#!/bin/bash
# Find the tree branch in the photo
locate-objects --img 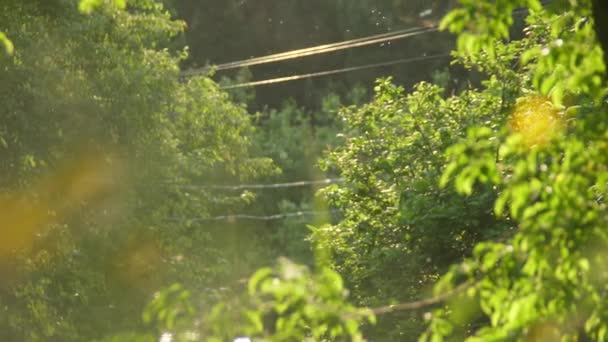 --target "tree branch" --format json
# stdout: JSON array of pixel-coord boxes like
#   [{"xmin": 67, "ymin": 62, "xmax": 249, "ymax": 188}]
[{"xmin": 367, "ymin": 280, "xmax": 473, "ymax": 315}]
